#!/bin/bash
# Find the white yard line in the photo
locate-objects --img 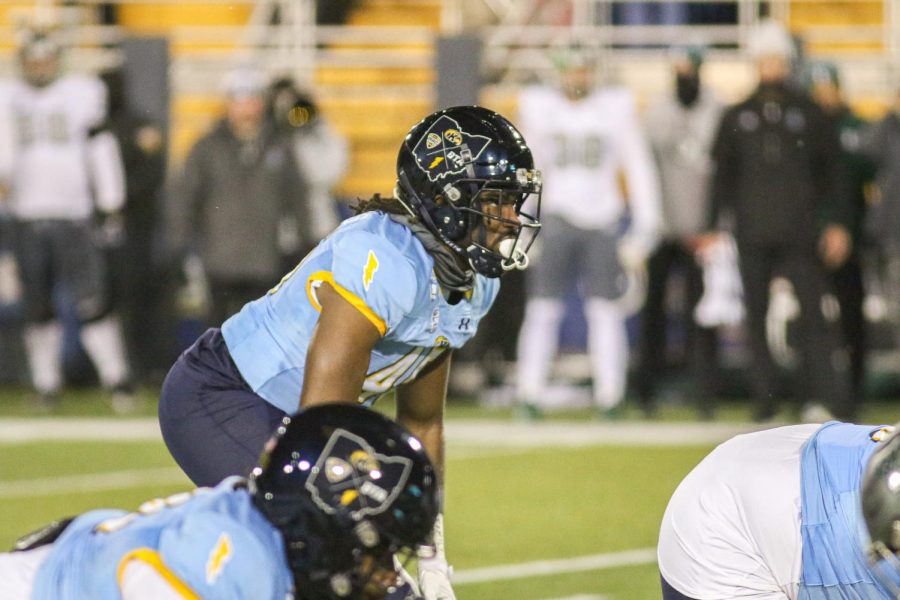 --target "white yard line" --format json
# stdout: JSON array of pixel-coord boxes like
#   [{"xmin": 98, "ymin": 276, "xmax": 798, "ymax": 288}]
[
  {"xmin": 0, "ymin": 418, "xmax": 162, "ymax": 444},
  {"xmin": 445, "ymin": 420, "xmax": 776, "ymax": 448},
  {"xmin": 0, "ymin": 467, "xmax": 189, "ymax": 499},
  {"xmin": 0, "ymin": 417, "xmax": 771, "ymax": 447},
  {"xmin": 453, "ymin": 548, "xmax": 657, "ymax": 585}
]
